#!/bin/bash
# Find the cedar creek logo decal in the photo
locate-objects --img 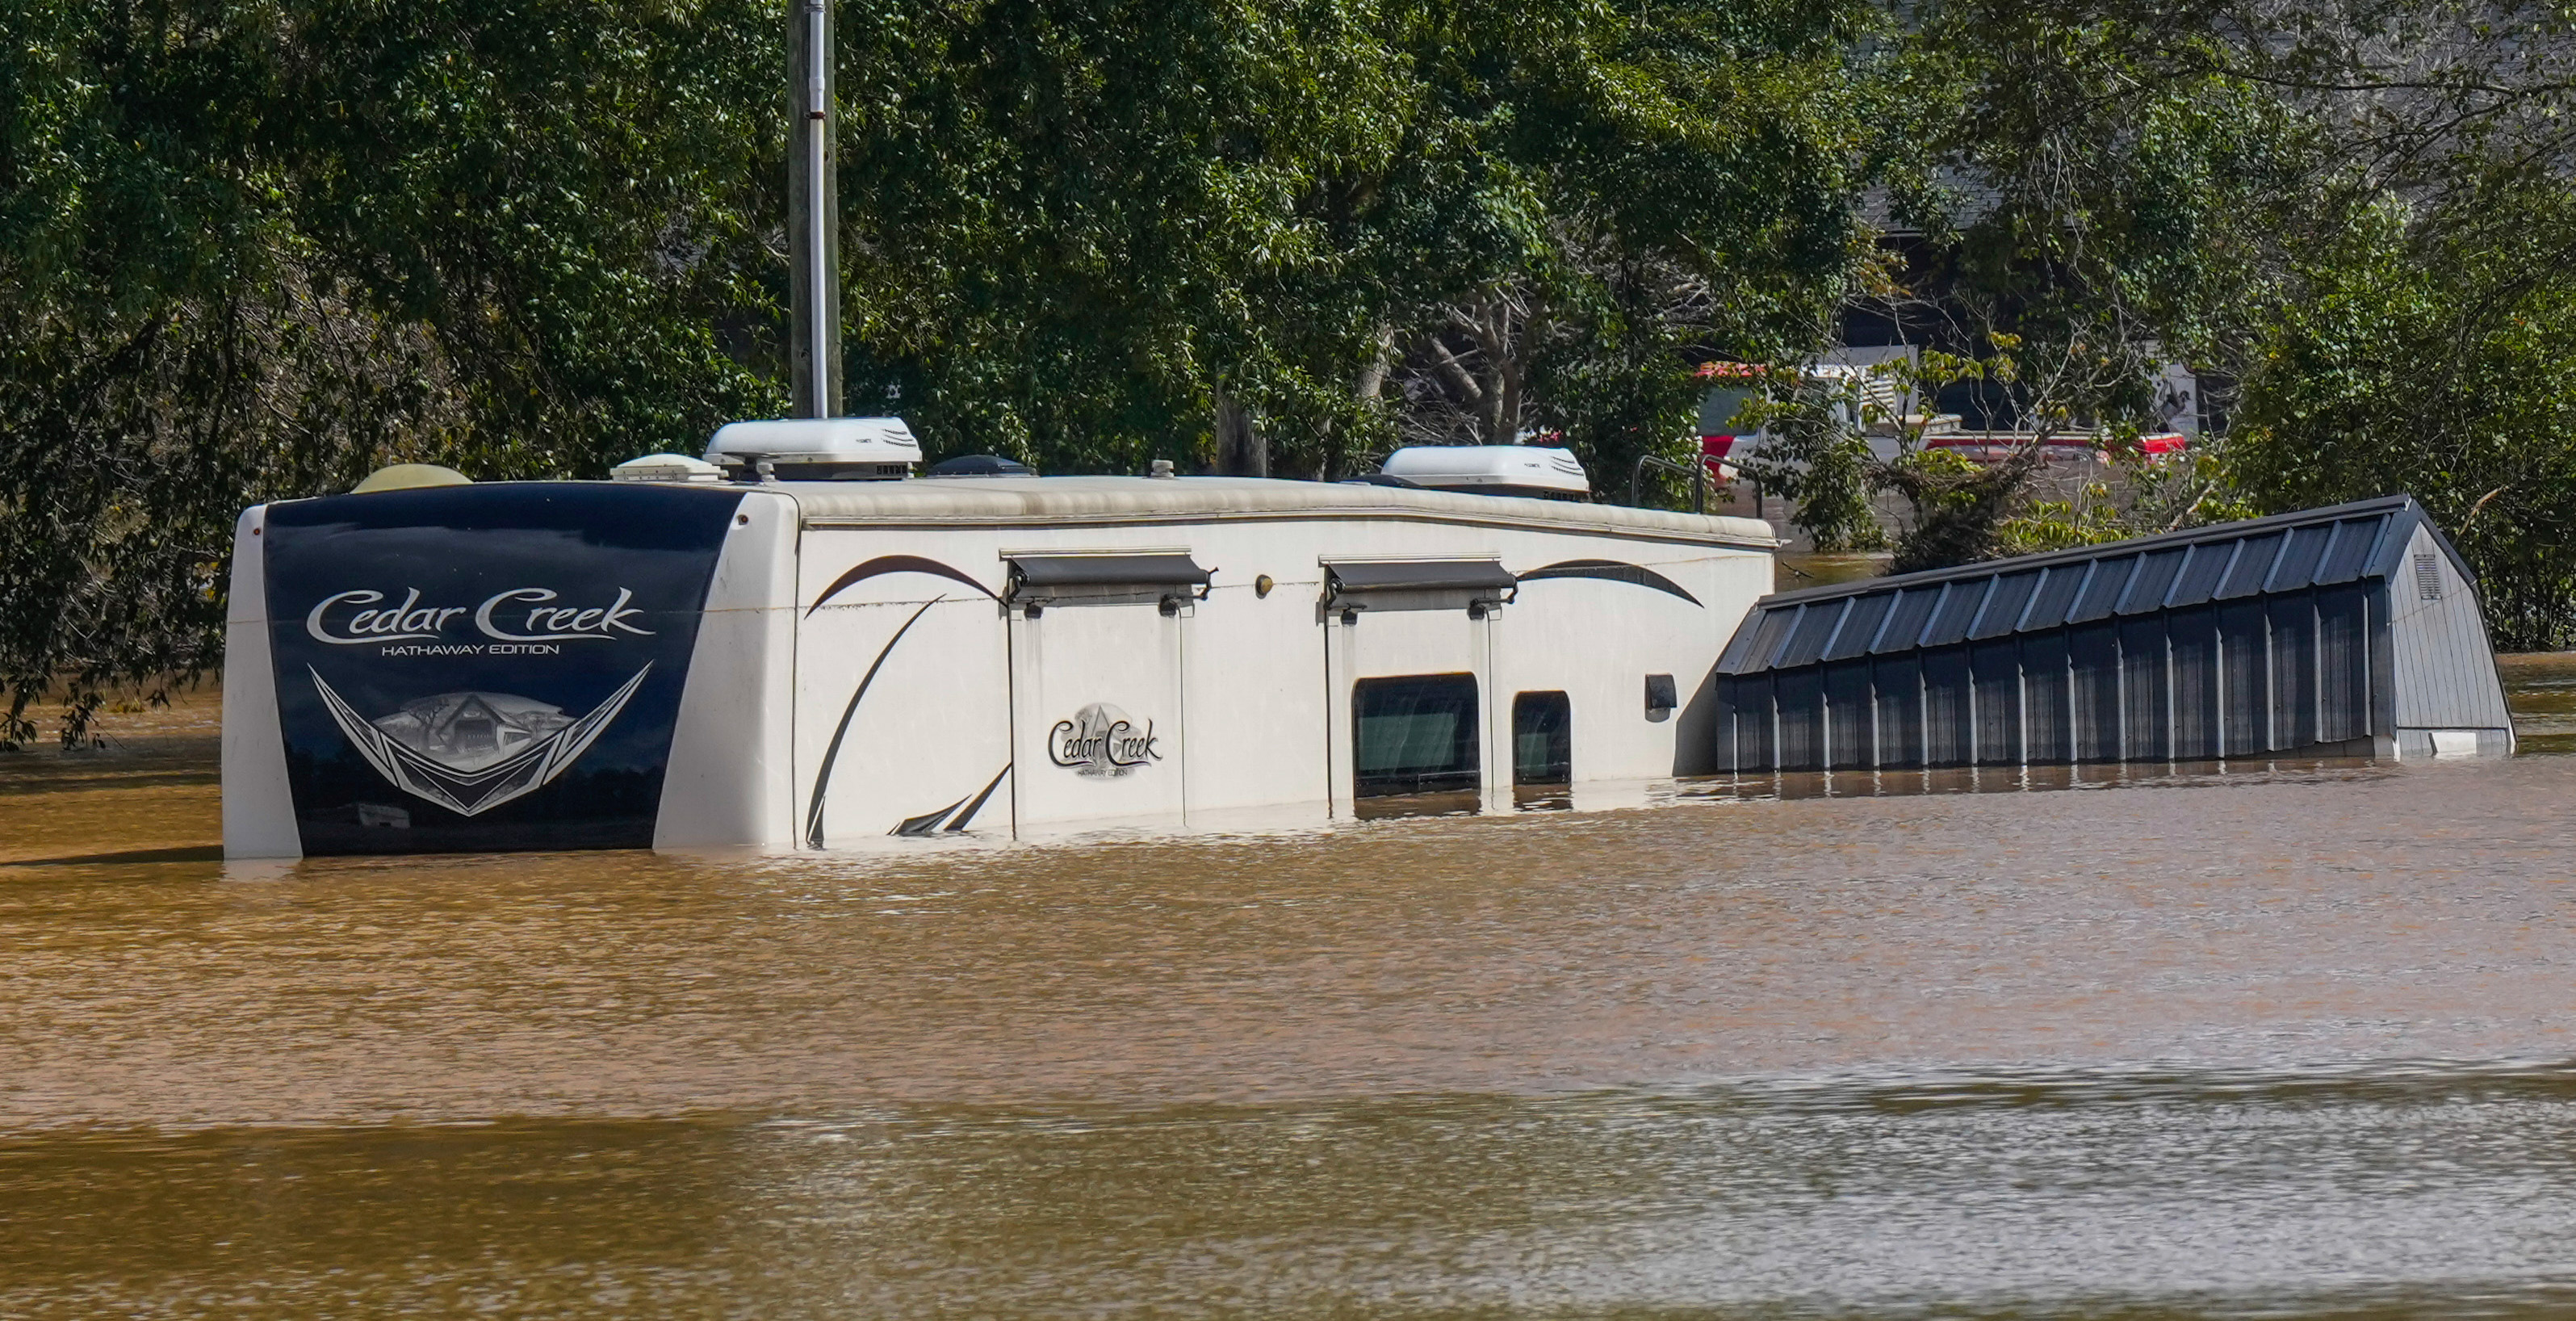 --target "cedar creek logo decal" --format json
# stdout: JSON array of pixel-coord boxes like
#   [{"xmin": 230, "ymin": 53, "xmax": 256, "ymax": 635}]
[
  {"xmin": 306, "ymin": 586, "xmax": 655, "ymax": 650},
  {"xmin": 1048, "ymin": 703, "xmax": 1162, "ymax": 778}
]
